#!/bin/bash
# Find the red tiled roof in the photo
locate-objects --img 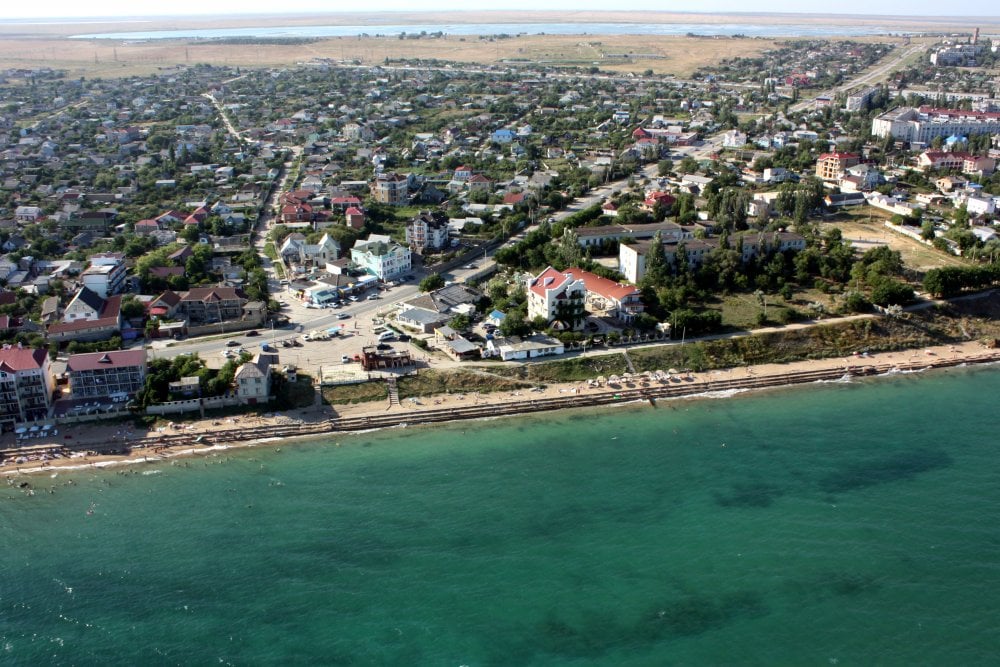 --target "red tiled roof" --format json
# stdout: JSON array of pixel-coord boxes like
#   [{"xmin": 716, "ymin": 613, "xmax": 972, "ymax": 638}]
[
  {"xmin": 66, "ymin": 349, "xmax": 146, "ymax": 372},
  {"xmin": 528, "ymin": 266, "xmax": 573, "ymax": 298},
  {"xmin": 0, "ymin": 347, "xmax": 47, "ymax": 372},
  {"xmin": 48, "ymin": 316, "xmax": 120, "ymax": 335},
  {"xmin": 345, "ymin": 206, "xmax": 363, "ymax": 216},
  {"xmin": 564, "ymin": 268, "xmax": 641, "ymax": 302}
]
